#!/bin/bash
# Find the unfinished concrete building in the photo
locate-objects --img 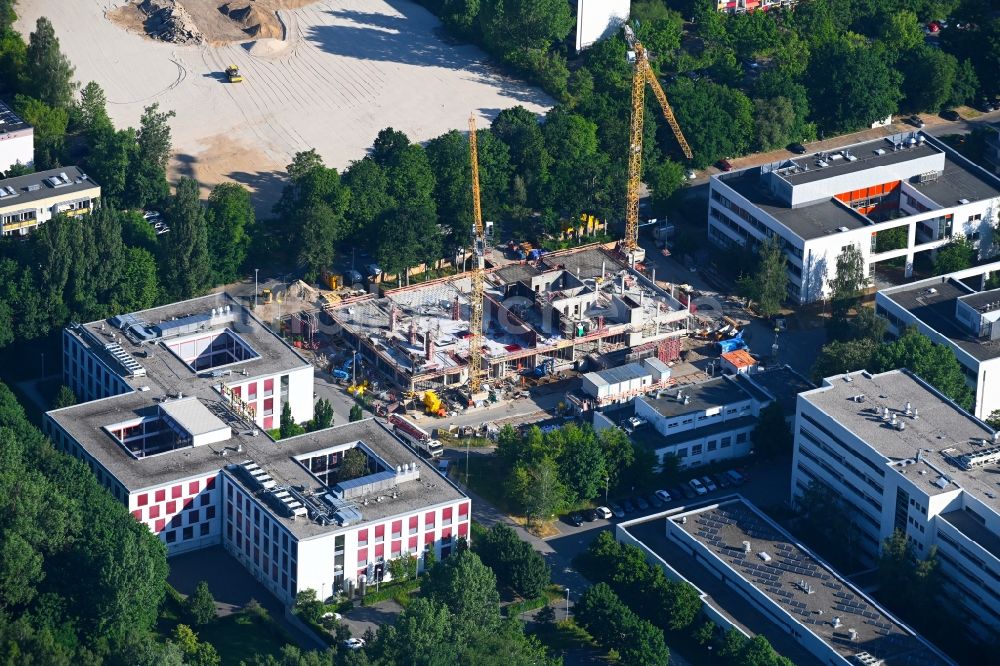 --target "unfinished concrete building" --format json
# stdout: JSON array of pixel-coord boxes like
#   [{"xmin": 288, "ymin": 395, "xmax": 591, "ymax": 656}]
[{"xmin": 329, "ymin": 246, "xmax": 690, "ymax": 393}]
